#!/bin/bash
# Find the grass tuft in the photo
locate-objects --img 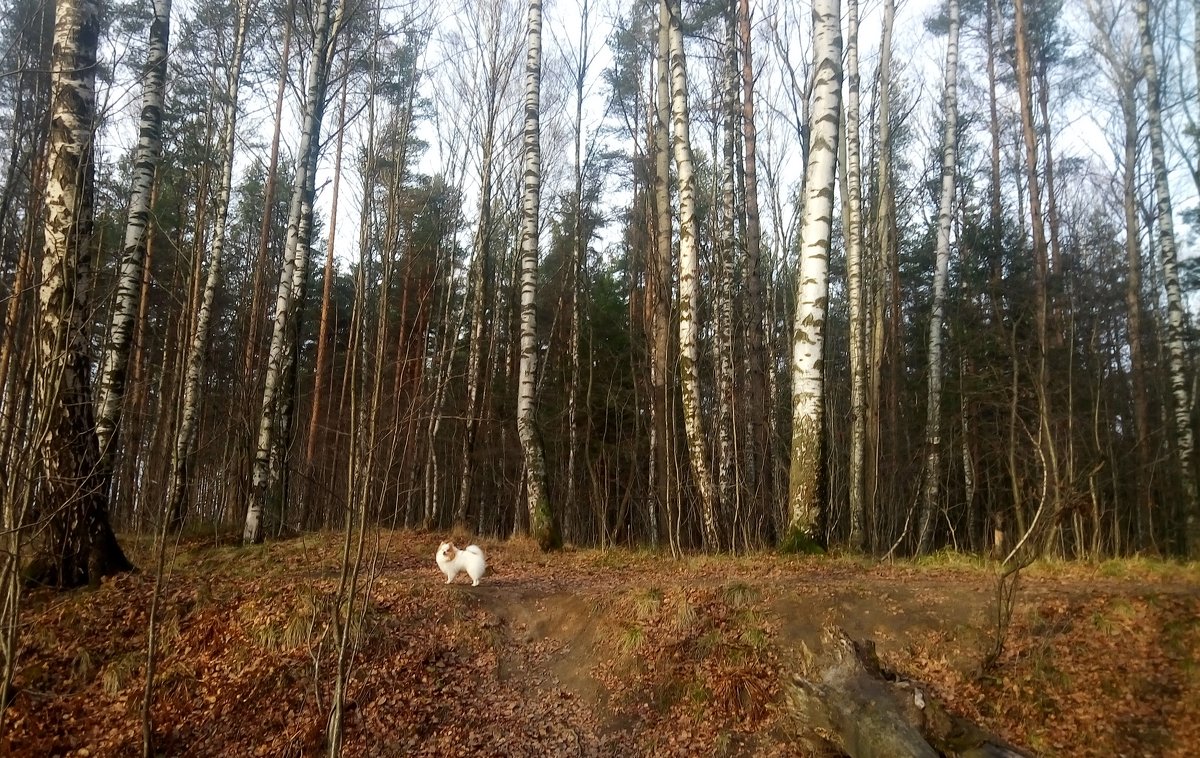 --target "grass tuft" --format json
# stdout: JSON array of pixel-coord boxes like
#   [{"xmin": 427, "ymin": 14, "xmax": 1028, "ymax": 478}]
[
  {"xmin": 101, "ymin": 653, "xmax": 139, "ymax": 696},
  {"xmin": 673, "ymin": 596, "xmax": 699, "ymax": 634},
  {"xmin": 620, "ymin": 624, "xmax": 644, "ymax": 655},
  {"xmin": 723, "ymin": 582, "xmax": 759, "ymax": 609},
  {"xmin": 632, "ymin": 588, "xmax": 664, "ymax": 623}
]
